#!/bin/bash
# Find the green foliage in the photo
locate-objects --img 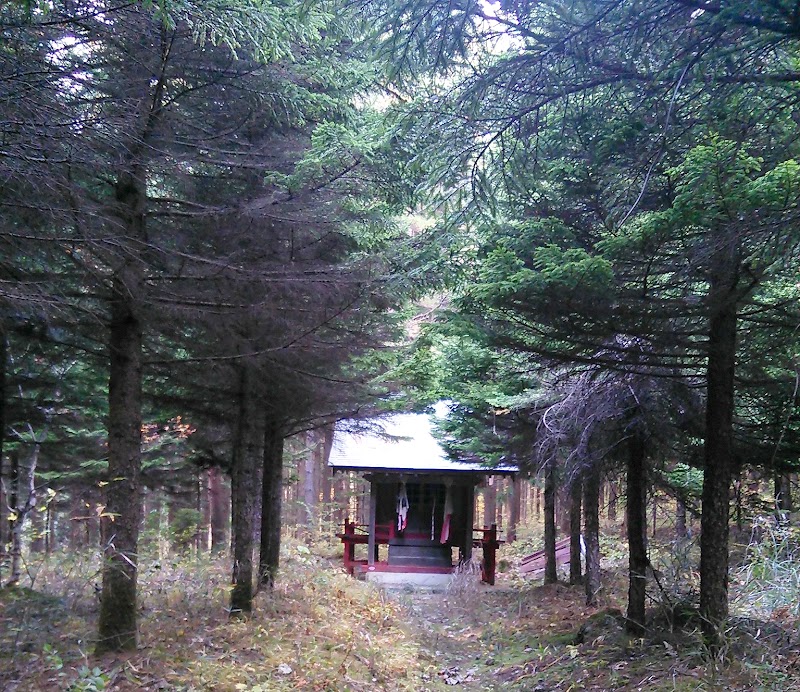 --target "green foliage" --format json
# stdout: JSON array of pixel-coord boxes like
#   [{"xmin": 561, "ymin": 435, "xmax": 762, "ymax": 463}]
[
  {"xmin": 170, "ymin": 508, "xmax": 202, "ymax": 550},
  {"xmin": 148, "ymin": 0, "xmax": 333, "ymax": 63},
  {"xmin": 664, "ymin": 463, "xmax": 704, "ymax": 497},
  {"xmin": 68, "ymin": 666, "xmax": 110, "ymax": 692}
]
